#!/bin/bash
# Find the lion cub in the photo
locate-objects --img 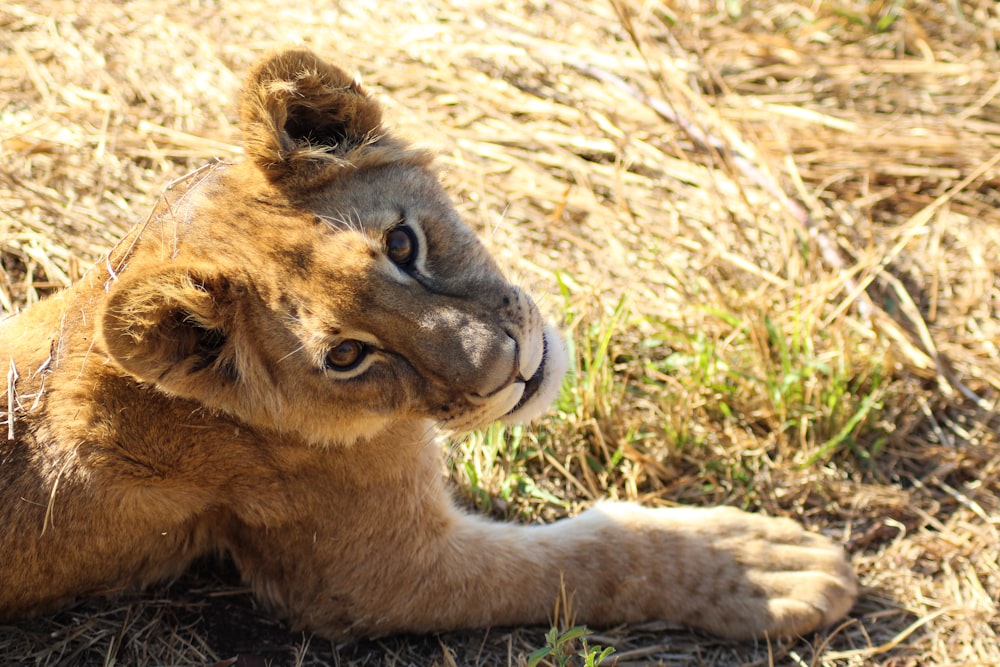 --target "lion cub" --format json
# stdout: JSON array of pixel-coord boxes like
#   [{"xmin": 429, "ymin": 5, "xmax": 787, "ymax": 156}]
[{"xmin": 0, "ymin": 49, "xmax": 856, "ymax": 640}]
